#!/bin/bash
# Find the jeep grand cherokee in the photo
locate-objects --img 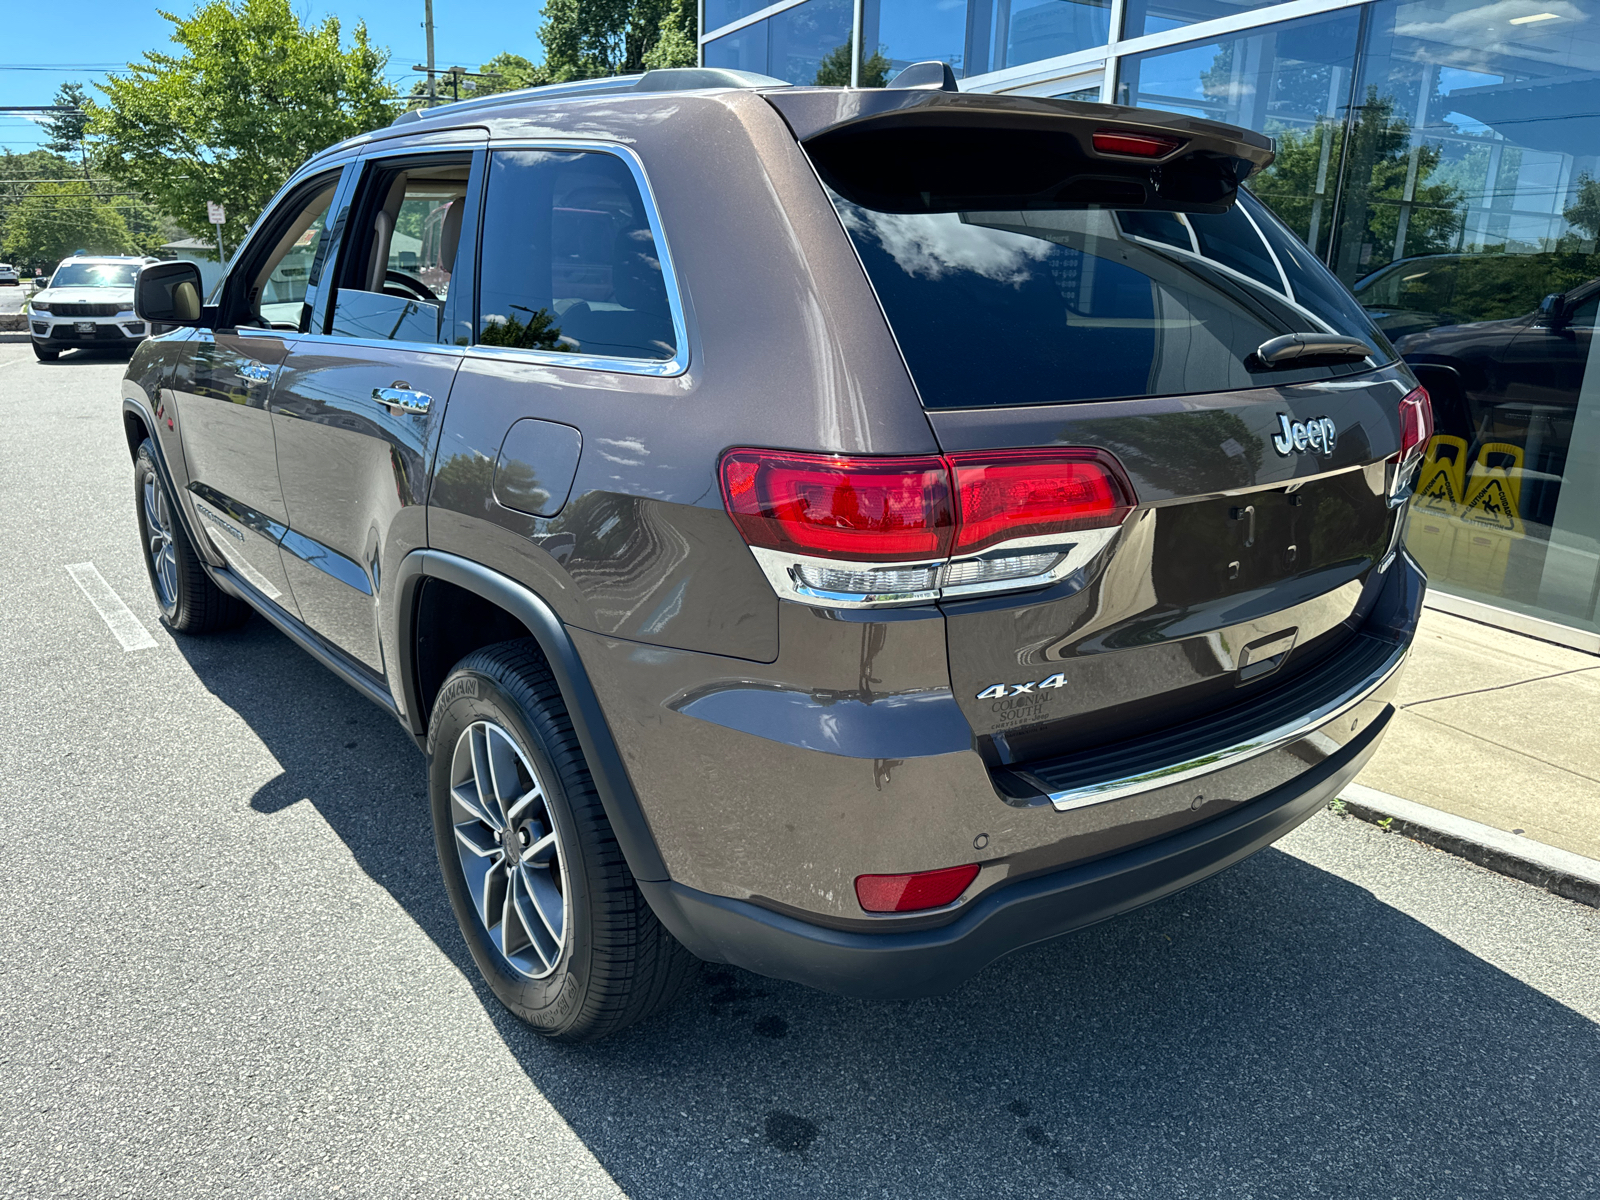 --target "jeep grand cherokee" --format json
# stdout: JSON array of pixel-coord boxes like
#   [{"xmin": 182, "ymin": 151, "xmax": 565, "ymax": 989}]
[{"xmin": 122, "ymin": 65, "xmax": 1429, "ymax": 1042}]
